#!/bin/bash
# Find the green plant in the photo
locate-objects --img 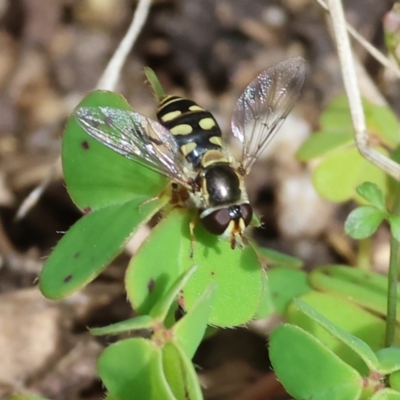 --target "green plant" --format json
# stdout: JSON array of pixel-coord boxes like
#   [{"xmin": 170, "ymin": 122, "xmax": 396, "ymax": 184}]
[
  {"xmin": 36, "ymin": 76, "xmax": 400, "ymax": 399},
  {"xmin": 40, "ymin": 87, "xmax": 269, "ymax": 328},
  {"xmin": 296, "ymin": 95, "xmax": 399, "ymax": 203},
  {"xmin": 267, "ymin": 95, "xmax": 400, "ymax": 399},
  {"xmin": 38, "ymin": 72, "xmax": 308, "ymax": 398}
]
